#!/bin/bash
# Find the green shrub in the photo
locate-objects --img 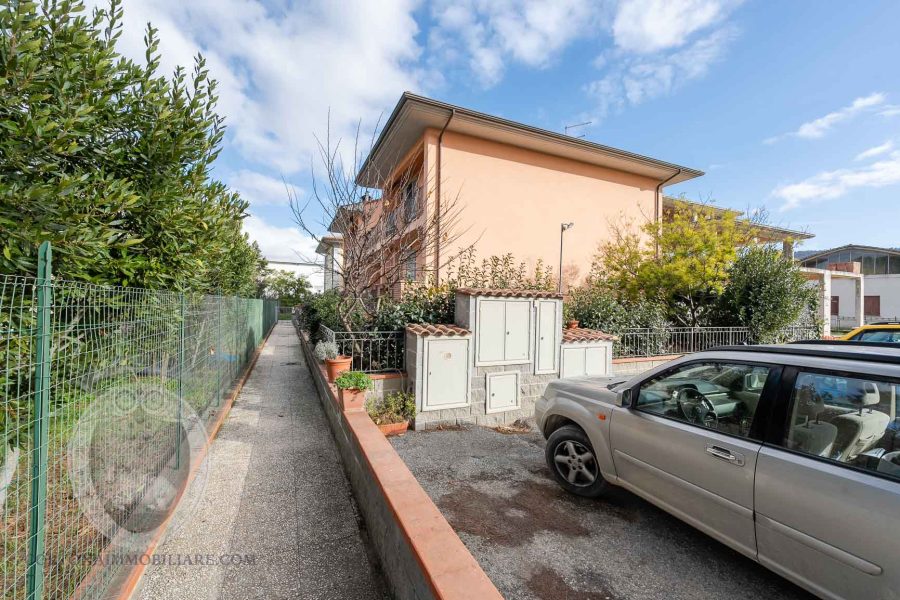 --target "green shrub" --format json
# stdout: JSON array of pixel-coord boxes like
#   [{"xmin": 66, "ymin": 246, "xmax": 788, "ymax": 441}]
[
  {"xmin": 301, "ymin": 290, "xmax": 366, "ymax": 338},
  {"xmin": 446, "ymin": 250, "xmax": 556, "ymax": 291},
  {"xmin": 715, "ymin": 246, "xmax": 820, "ymax": 343},
  {"xmin": 567, "ymin": 283, "xmax": 668, "ymax": 335},
  {"xmin": 313, "ymin": 341, "xmax": 338, "ymax": 361},
  {"xmin": 334, "ymin": 371, "xmax": 372, "ymax": 391},
  {"xmin": 366, "ymin": 391, "xmax": 416, "ymax": 425},
  {"xmin": 0, "ymin": 0, "xmax": 263, "ymax": 294},
  {"xmin": 373, "ymin": 284, "xmax": 455, "ymax": 331}
]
